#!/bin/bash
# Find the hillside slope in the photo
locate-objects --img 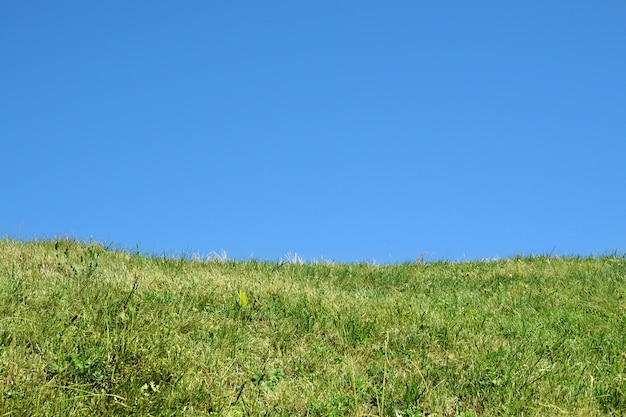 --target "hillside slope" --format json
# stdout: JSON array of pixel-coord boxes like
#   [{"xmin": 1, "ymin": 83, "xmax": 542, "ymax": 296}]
[{"xmin": 1, "ymin": 239, "xmax": 625, "ymax": 416}]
